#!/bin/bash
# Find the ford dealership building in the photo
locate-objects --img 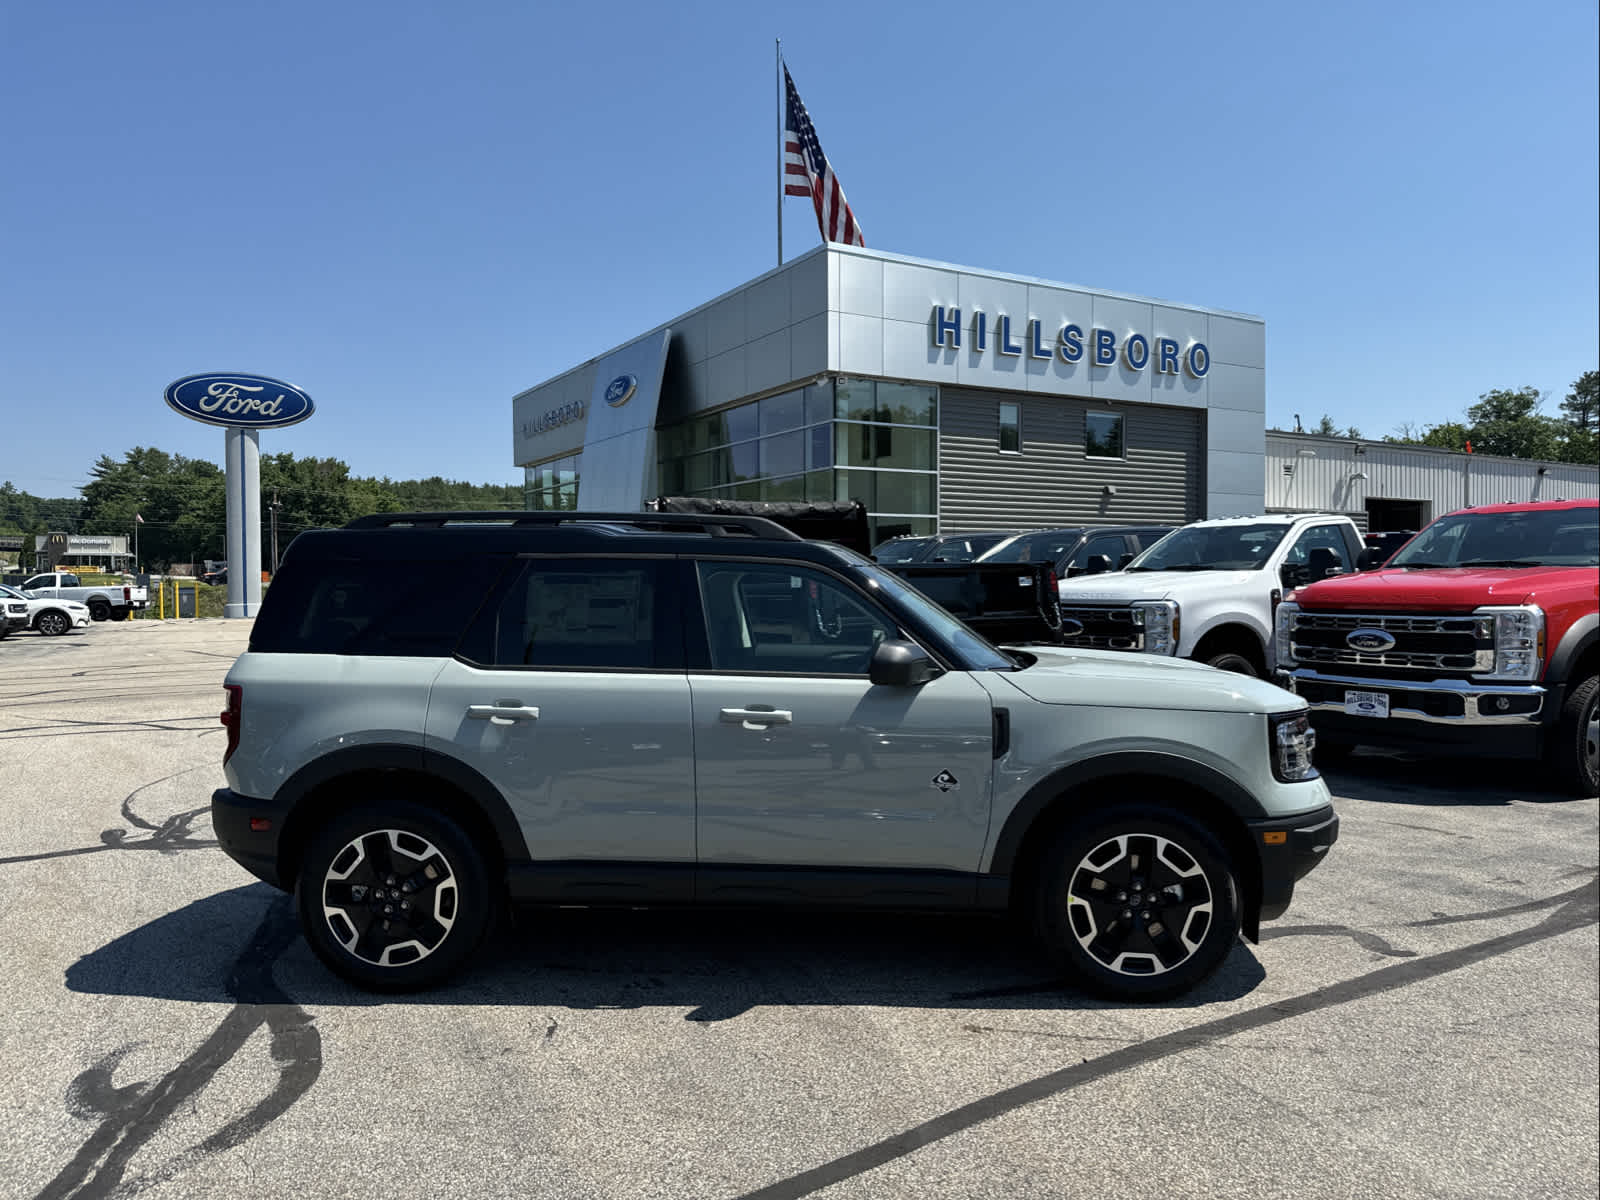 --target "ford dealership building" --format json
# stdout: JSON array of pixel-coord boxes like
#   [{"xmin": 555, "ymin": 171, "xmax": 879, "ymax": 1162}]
[{"xmin": 512, "ymin": 245, "xmax": 1268, "ymax": 543}]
